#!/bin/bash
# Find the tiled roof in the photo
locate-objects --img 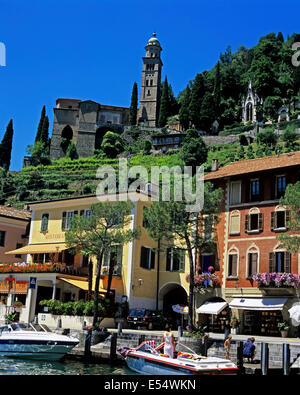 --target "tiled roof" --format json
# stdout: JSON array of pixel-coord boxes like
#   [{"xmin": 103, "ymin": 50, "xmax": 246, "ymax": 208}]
[
  {"xmin": 0, "ymin": 206, "xmax": 31, "ymax": 220},
  {"xmin": 204, "ymin": 151, "xmax": 300, "ymax": 181}
]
